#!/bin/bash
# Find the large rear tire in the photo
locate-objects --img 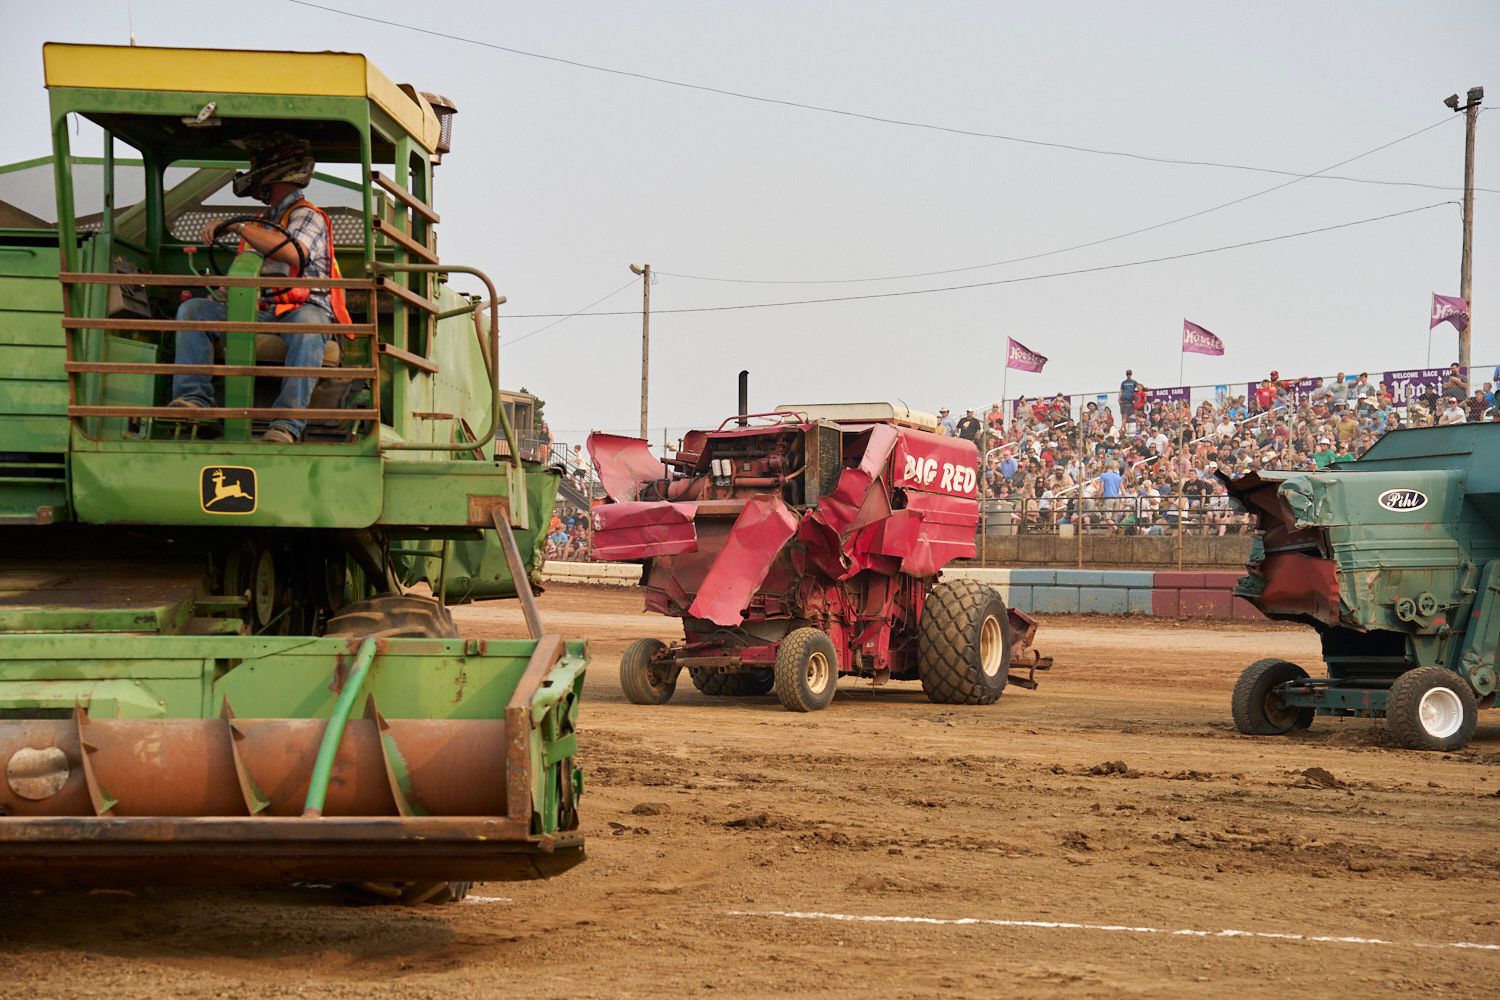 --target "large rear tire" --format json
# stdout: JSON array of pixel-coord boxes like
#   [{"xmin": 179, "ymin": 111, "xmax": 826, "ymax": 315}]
[
  {"xmin": 1386, "ymin": 666, "xmax": 1478, "ymax": 751},
  {"xmin": 321, "ymin": 592, "xmax": 465, "ymax": 903},
  {"xmin": 772, "ymin": 628, "xmax": 839, "ymax": 712},
  {"xmin": 1231, "ymin": 659, "xmax": 1314, "ymax": 735},
  {"xmin": 918, "ymin": 580, "xmax": 1009, "ymax": 705},
  {"xmin": 620, "ymin": 637, "xmax": 677, "ymax": 705},
  {"xmin": 324, "ymin": 594, "xmax": 458, "ymax": 639}
]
